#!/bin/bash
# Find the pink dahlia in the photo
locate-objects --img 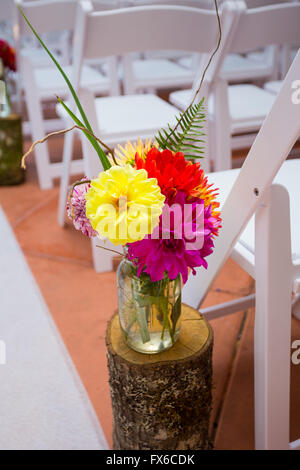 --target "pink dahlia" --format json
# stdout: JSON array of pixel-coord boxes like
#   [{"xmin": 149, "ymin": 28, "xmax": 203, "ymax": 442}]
[
  {"xmin": 67, "ymin": 178, "xmax": 97, "ymax": 237},
  {"xmin": 127, "ymin": 191, "xmax": 217, "ymax": 284}
]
